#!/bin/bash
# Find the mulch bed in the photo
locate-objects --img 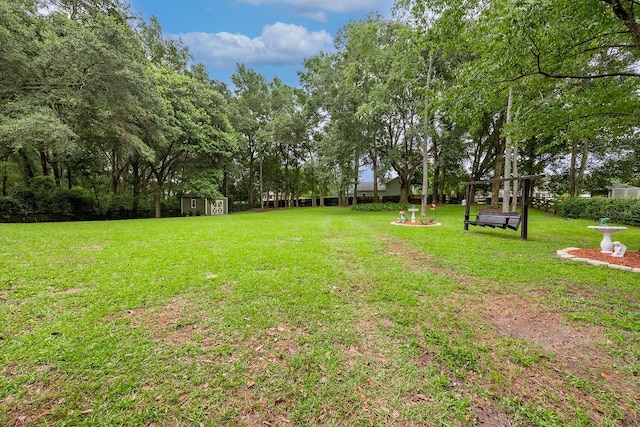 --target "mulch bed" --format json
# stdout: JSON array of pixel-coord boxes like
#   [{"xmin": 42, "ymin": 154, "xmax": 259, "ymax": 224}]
[{"xmin": 567, "ymin": 248, "xmax": 640, "ymax": 269}]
